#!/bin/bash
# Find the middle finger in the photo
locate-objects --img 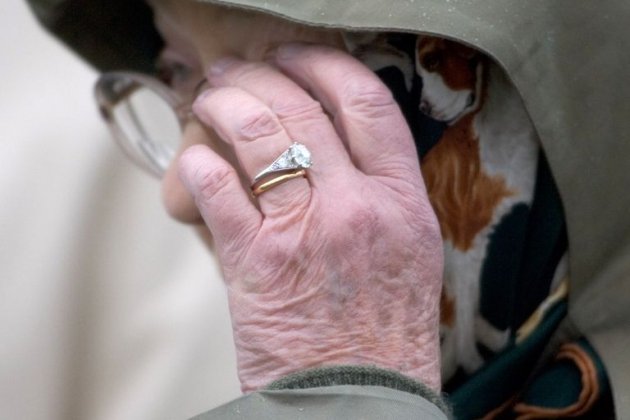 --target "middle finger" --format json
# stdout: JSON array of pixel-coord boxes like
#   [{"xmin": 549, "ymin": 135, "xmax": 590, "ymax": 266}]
[{"xmin": 205, "ymin": 58, "xmax": 354, "ymax": 183}]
